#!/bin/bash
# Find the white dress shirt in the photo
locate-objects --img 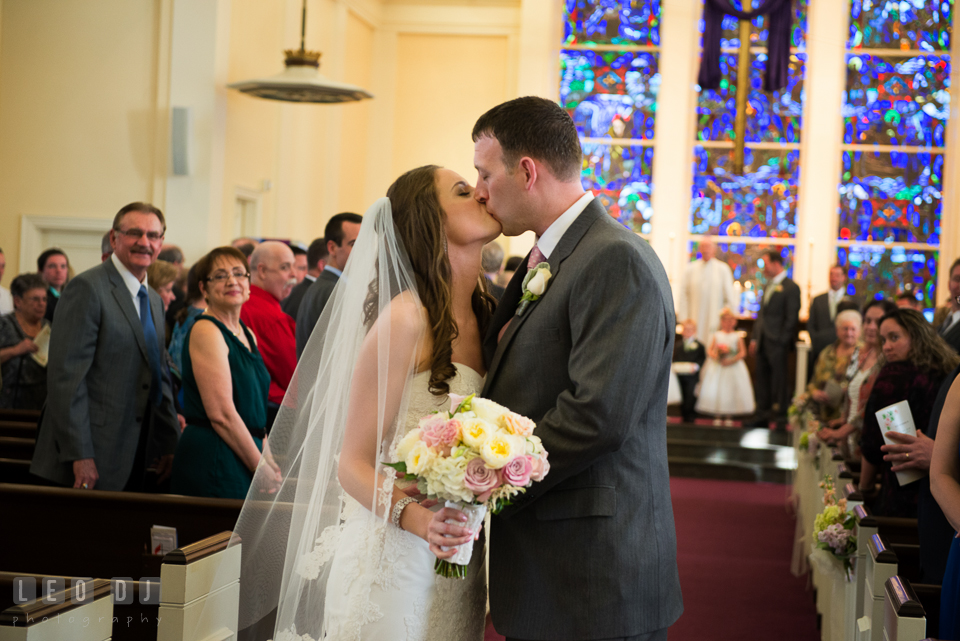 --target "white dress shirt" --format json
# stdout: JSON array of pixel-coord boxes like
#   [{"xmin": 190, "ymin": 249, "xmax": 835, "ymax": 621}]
[
  {"xmin": 324, "ymin": 265, "xmax": 342, "ymax": 278},
  {"xmin": 828, "ymin": 287, "xmax": 845, "ymax": 320},
  {"xmin": 0, "ymin": 286, "xmax": 12, "ymax": 315},
  {"xmin": 535, "ymin": 192, "xmax": 595, "ymax": 259},
  {"xmin": 763, "ymin": 269, "xmax": 788, "ymax": 305},
  {"xmin": 111, "ymin": 252, "xmax": 149, "ymax": 312}
]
